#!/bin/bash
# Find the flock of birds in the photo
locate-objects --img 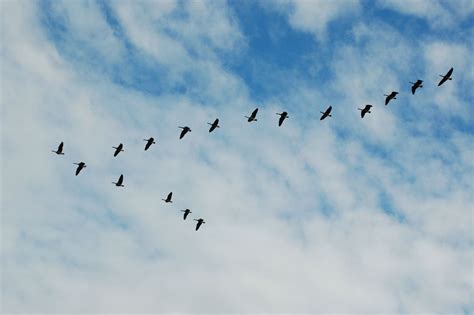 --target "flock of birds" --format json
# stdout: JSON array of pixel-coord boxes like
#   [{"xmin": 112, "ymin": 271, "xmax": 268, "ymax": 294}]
[{"xmin": 52, "ymin": 67, "xmax": 454, "ymax": 231}]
